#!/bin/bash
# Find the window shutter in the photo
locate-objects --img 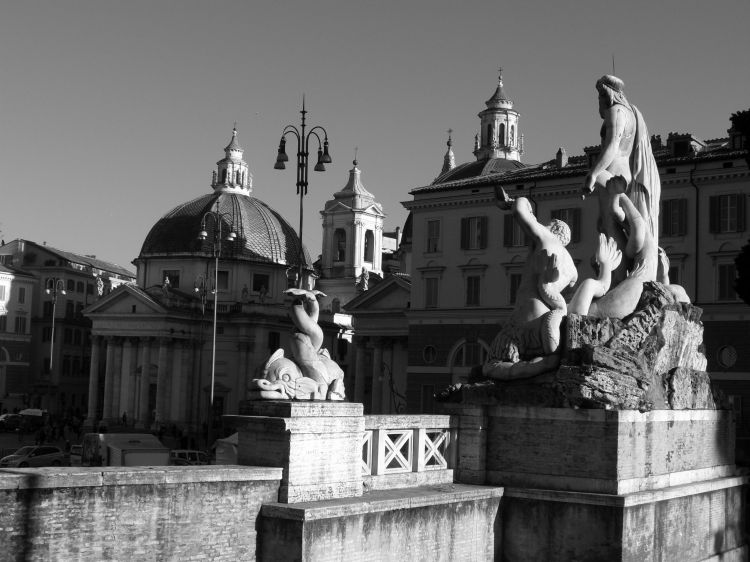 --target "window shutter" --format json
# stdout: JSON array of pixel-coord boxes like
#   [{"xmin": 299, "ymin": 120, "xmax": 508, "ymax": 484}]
[
  {"xmin": 678, "ymin": 198, "xmax": 687, "ymax": 236},
  {"xmin": 460, "ymin": 218, "xmax": 469, "ymax": 249},
  {"xmin": 738, "ymin": 194, "xmax": 746, "ymax": 232},
  {"xmin": 709, "ymin": 196, "xmax": 719, "ymax": 233},
  {"xmin": 503, "ymin": 215, "xmax": 513, "ymax": 247},
  {"xmin": 479, "ymin": 217, "xmax": 488, "ymax": 249}
]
